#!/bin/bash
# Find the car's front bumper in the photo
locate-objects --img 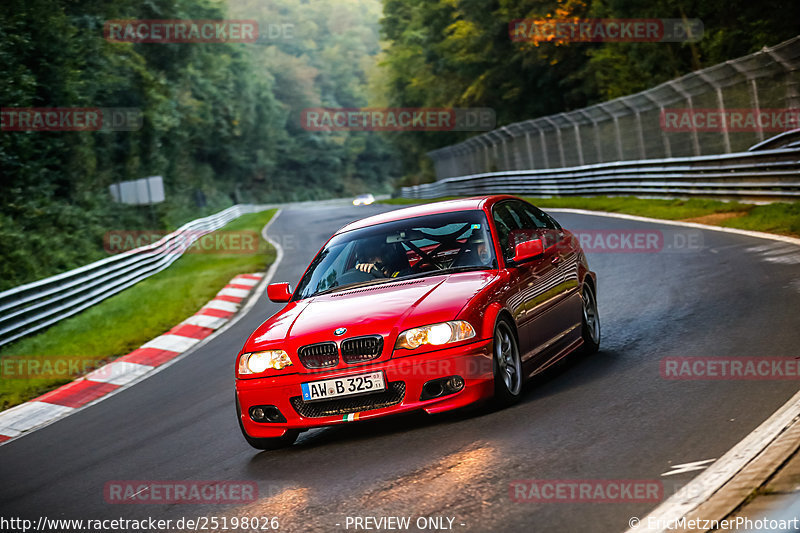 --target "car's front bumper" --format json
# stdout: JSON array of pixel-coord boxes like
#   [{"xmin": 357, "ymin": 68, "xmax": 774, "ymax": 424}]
[{"xmin": 236, "ymin": 339, "xmax": 494, "ymax": 438}]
